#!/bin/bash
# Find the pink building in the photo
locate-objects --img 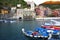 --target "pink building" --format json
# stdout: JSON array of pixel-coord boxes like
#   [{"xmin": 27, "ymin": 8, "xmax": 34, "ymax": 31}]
[{"xmin": 52, "ymin": 10, "xmax": 59, "ymax": 17}]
